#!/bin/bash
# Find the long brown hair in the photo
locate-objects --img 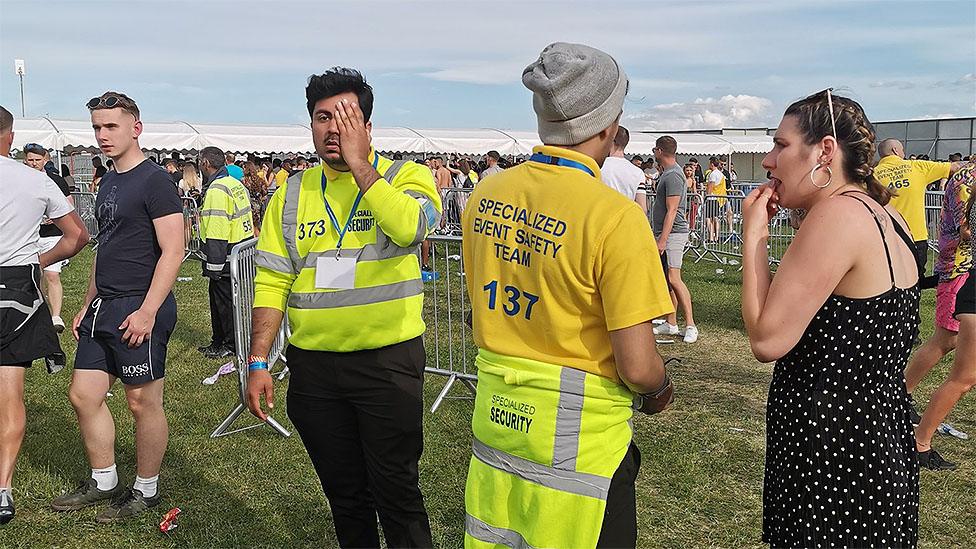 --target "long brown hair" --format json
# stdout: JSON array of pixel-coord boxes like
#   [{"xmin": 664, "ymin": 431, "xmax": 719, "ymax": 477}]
[{"xmin": 784, "ymin": 90, "xmax": 892, "ymax": 205}]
